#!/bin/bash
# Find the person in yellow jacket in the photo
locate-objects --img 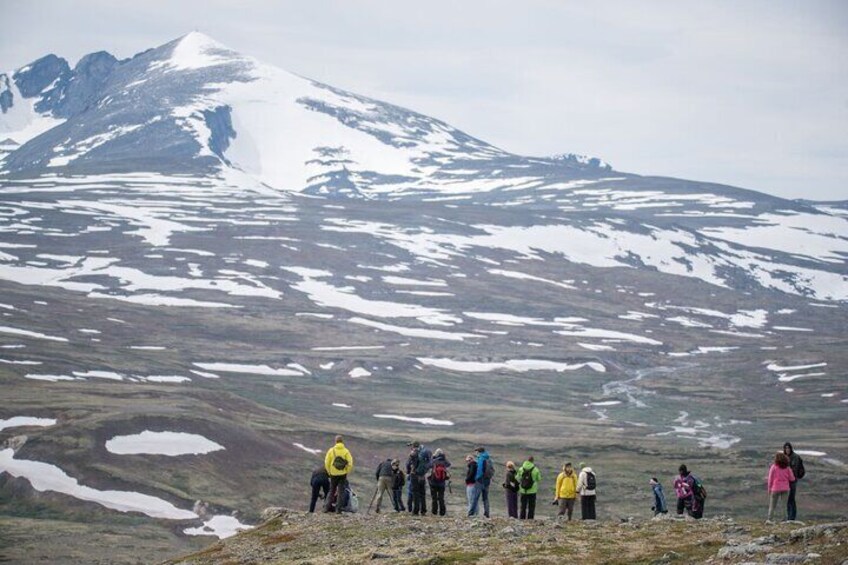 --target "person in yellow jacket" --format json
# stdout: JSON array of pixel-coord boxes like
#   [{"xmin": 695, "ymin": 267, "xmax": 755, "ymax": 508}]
[
  {"xmin": 323, "ymin": 435, "xmax": 354, "ymax": 513},
  {"xmin": 554, "ymin": 462, "xmax": 578, "ymax": 520}
]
